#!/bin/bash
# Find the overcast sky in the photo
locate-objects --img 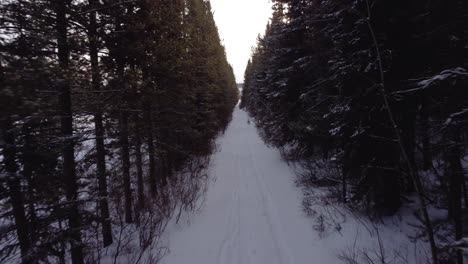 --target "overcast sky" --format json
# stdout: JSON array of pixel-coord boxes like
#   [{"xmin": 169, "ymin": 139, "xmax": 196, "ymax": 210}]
[{"xmin": 210, "ymin": 0, "xmax": 272, "ymax": 83}]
